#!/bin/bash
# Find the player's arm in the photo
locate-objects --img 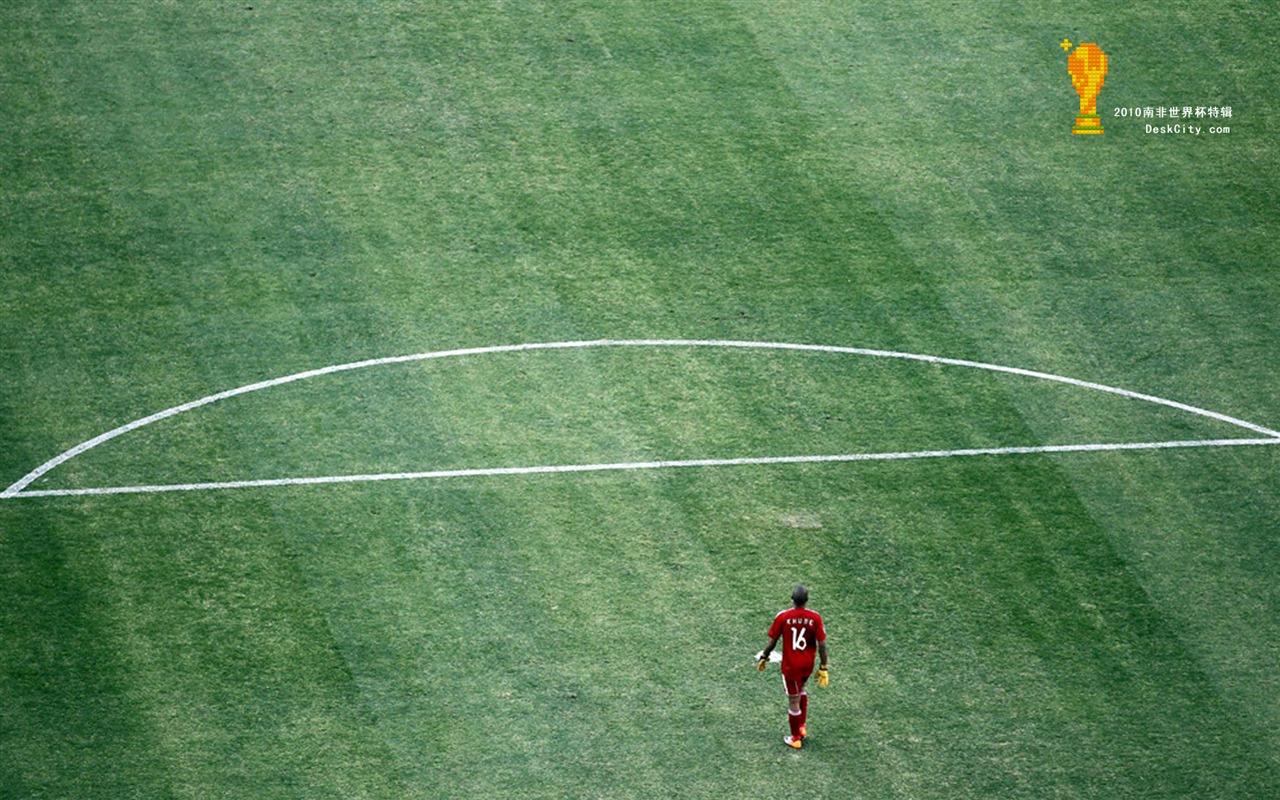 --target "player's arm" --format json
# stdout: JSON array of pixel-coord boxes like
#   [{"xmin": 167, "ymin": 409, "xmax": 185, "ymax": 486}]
[
  {"xmin": 757, "ymin": 633, "xmax": 780, "ymax": 669},
  {"xmin": 816, "ymin": 639, "xmax": 830, "ymax": 686}
]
